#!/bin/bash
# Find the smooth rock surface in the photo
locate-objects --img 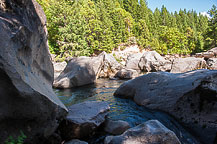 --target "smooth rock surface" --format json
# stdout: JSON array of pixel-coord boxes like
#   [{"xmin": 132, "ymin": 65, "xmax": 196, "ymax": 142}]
[
  {"xmin": 171, "ymin": 57, "xmax": 206, "ymax": 73},
  {"xmin": 114, "ymin": 69, "xmax": 217, "ymax": 144},
  {"xmin": 65, "ymin": 139, "xmax": 88, "ymax": 144},
  {"xmin": 53, "ymin": 56, "xmax": 103, "ymax": 88},
  {"xmin": 104, "ymin": 120, "xmax": 130, "ymax": 135},
  {"xmin": 115, "ymin": 69, "xmax": 138, "ymax": 79},
  {"xmin": 0, "ymin": 0, "xmax": 67, "ymax": 142},
  {"xmin": 59, "ymin": 101, "xmax": 110, "ymax": 140},
  {"xmin": 126, "ymin": 53, "xmax": 143, "ymax": 71},
  {"xmin": 99, "ymin": 52, "xmax": 122, "ymax": 78},
  {"xmin": 139, "ymin": 51, "xmax": 172, "ymax": 72},
  {"xmin": 104, "ymin": 120, "xmax": 181, "ymax": 144}
]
